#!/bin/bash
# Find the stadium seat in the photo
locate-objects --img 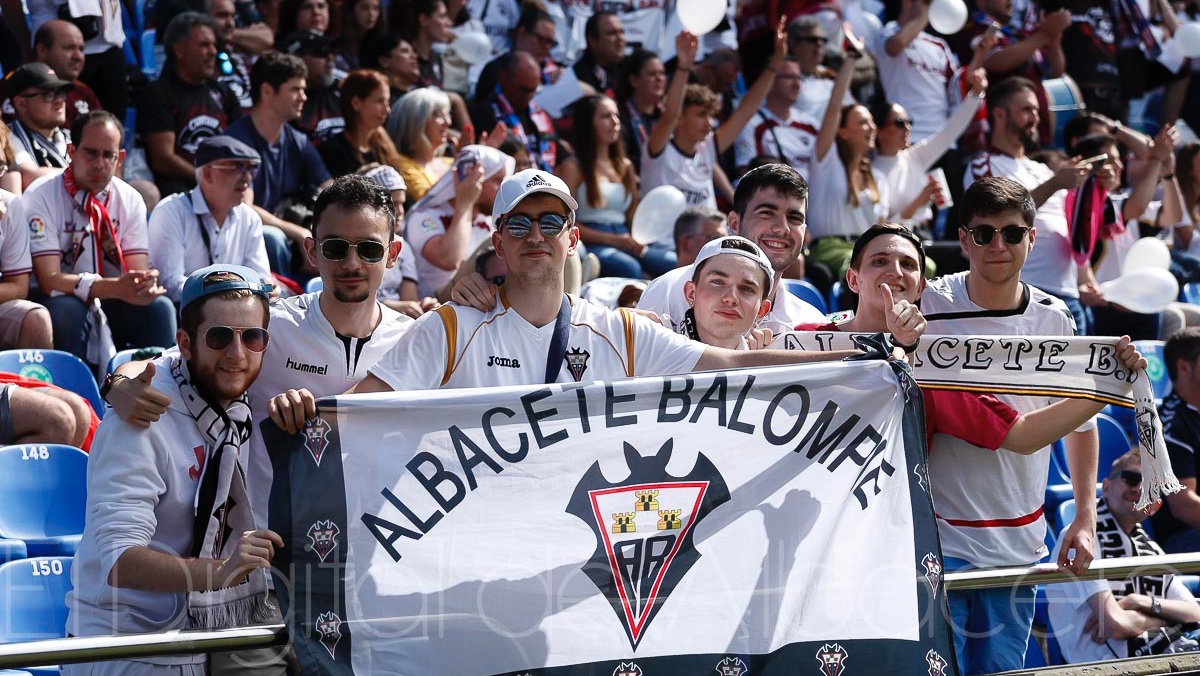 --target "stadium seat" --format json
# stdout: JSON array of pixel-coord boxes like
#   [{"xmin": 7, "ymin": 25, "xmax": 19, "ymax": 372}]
[
  {"xmin": 105, "ymin": 347, "xmax": 164, "ymax": 378},
  {"xmin": 828, "ymin": 281, "xmax": 845, "ymax": 314},
  {"xmin": 0, "ymin": 350, "xmax": 104, "ymax": 414},
  {"xmin": 1095, "ymin": 413, "xmax": 1133, "ymax": 482},
  {"xmin": 1183, "ymin": 282, "xmax": 1200, "ymax": 305},
  {"xmin": 1179, "ymin": 574, "xmax": 1200, "ymax": 596},
  {"xmin": 140, "ymin": 29, "xmax": 157, "ymax": 77},
  {"xmin": 1024, "ymin": 632, "xmax": 1047, "ymax": 668},
  {"xmin": 0, "ymin": 557, "xmax": 74, "ymax": 675},
  {"xmin": 1057, "ymin": 499, "xmax": 1076, "ymax": 531},
  {"xmin": 1133, "ymin": 340, "xmax": 1170, "ymax": 401},
  {"xmin": 0, "ymin": 539, "xmax": 26, "ymax": 564},
  {"xmin": 783, "ymin": 279, "xmax": 828, "ymax": 315},
  {"xmin": 306, "ymin": 278, "xmax": 324, "ymax": 293},
  {"xmin": 0, "ymin": 445, "xmax": 88, "ymax": 557}
]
